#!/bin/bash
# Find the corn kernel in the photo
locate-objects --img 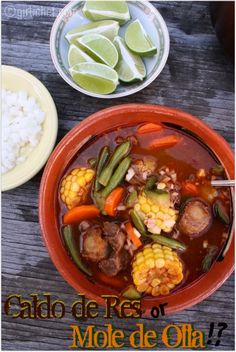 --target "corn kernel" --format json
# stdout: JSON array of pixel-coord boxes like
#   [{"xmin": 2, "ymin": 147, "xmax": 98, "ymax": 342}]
[
  {"xmin": 152, "ymin": 243, "xmax": 161, "ymax": 249},
  {"xmin": 71, "ymin": 183, "xmax": 79, "ymax": 192},
  {"xmin": 151, "ymin": 278, "xmax": 161, "ymax": 287},
  {"xmin": 152, "ymin": 287, "xmax": 160, "ymax": 296},
  {"xmin": 139, "ymin": 196, "xmax": 146, "ymax": 205},
  {"xmin": 141, "ymin": 204, "xmax": 151, "ymax": 214},
  {"xmin": 137, "ymin": 283, "xmax": 149, "ymax": 292},
  {"xmin": 151, "ymin": 205, "xmax": 159, "ymax": 213},
  {"xmin": 85, "ymin": 172, "xmax": 94, "ymax": 182},
  {"xmin": 160, "ymin": 285, "xmax": 170, "ymax": 295},
  {"xmin": 77, "ymin": 177, "xmax": 86, "ymax": 187},
  {"xmin": 69, "ymin": 191, "xmax": 76, "ymax": 198},
  {"xmin": 145, "ymin": 258, "xmax": 155, "ymax": 268},
  {"xmin": 143, "ymin": 248, "xmax": 153, "ymax": 255},
  {"xmin": 65, "ymin": 181, "xmax": 71, "ymax": 190},
  {"xmin": 168, "ymin": 208, "xmax": 176, "ymax": 216},
  {"xmin": 71, "ymin": 169, "xmax": 77, "ymax": 175},
  {"xmin": 155, "ymin": 258, "xmax": 165, "ymax": 268},
  {"xmin": 136, "ymin": 256, "xmax": 144, "ymax": 265},
  {"xmin": 156, "ymin": 211, "xmax": 164, "ymax": 220},
  {"xmin": 136, "ymin": 252, "xmax": 144, "ymax": 259}
]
